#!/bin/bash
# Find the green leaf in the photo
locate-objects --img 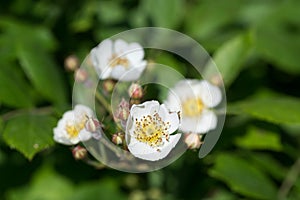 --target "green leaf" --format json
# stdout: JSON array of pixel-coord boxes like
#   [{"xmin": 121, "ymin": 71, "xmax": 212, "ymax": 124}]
[
  {"xmin": 0, "ymin": 19, "xmax": 67, "ymax": 105},
  {"xmin": 141, "ymin": 0, "xmax": 184, "ymax": 29},
  {"xmin": 17, "ymin": 45, "xmax": 68, "ymax": 105},
  {"xmin": 0, "ymin": 64, "xmax": 34, "ymax": 108},
  {"xmin": 6, "ymin": 165, "xmax": 74, "ymax": 200},
  {"xmin": 204, "ymin": 33, "xmax": 253, "ymax": 86},
  {"xmin": 209, "ymin": 153, "xmax": 277, "ymax": 200},
  {"xmin": 235, "ymin": 126, "xmax": 282, "ymax": 151},
  {"xmin": 185, "ymin": 0, "xmax": 243, "ymax": 39},
  {"xmin": 228, "ymin": 96, "xmax": 300, "ymax": 125},
  {"xmin": 255, "ymin": 2, "xmax": 300, "ymax": 74},
  {"xmin": 247, "ymin": 153, "xmax": 287, "ymax": 180},
  {"xmin": 2, "ymin": 113, "xmax": 56, "ymax": 160}
]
